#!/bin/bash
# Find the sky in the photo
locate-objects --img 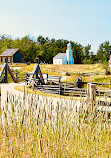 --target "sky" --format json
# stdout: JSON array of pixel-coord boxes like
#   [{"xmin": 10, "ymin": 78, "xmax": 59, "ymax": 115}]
[{"xmin": 0, "ymin": 0, "xmax": 111, "ymax": 53}]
